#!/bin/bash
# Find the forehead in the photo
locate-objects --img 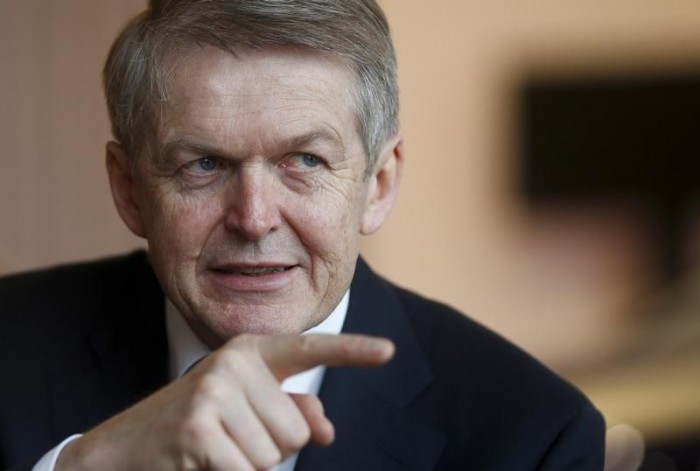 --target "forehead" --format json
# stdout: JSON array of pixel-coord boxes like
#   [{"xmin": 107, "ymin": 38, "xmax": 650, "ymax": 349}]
[{"xmin": 155, "ymin": 46, "xmax": 359, "ymax": 152}]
